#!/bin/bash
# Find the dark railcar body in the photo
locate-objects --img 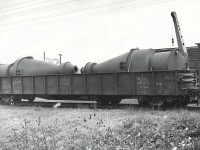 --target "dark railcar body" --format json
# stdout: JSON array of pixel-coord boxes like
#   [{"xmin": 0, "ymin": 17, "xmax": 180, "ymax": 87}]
[
  {"xmin": 0, "ymin": 70, "xmax": 195, "ymax": 99},
  {"xmin": 187, "ymin": 45, "xmax": 200, "ymax": 69},
  {"xmin": 0, "ymin": 45, "xmax": 199, "ymax": 106}
]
